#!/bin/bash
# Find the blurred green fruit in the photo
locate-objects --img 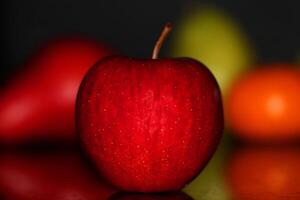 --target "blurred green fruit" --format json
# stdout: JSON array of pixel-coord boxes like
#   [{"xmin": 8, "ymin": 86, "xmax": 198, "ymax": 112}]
[
  {"xmin": 169, "ymin": 5, "xmax": 255, "ymax": 94},
  {"xmin": 183, "ymin": 135, "xmax": 232, "ymax": 200}
]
